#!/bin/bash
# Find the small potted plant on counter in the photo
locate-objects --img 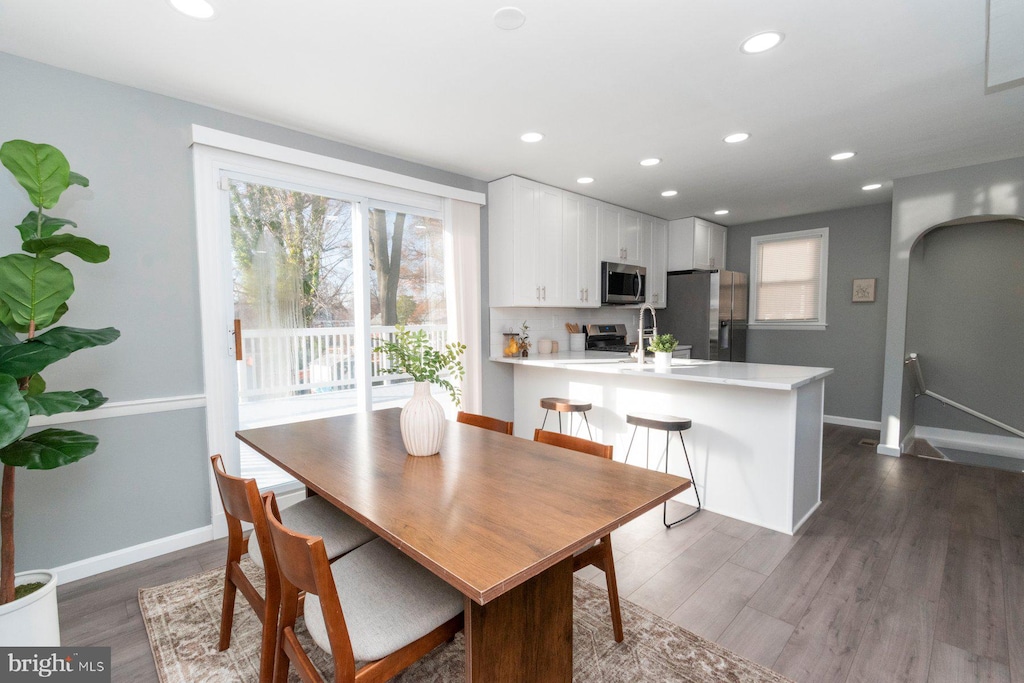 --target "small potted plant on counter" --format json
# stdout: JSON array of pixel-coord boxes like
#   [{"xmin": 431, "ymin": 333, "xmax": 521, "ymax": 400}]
[
  {"xmin": 647, "ymin": 333, "xmax": 677, "ymax": 369},
  {"xmin": 517, "ymin": 321, "xmax": 531, "ymax": 357},
  {"xmin": 373, "ymin": 325, "xmax": 466, "ymax": 456}
]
